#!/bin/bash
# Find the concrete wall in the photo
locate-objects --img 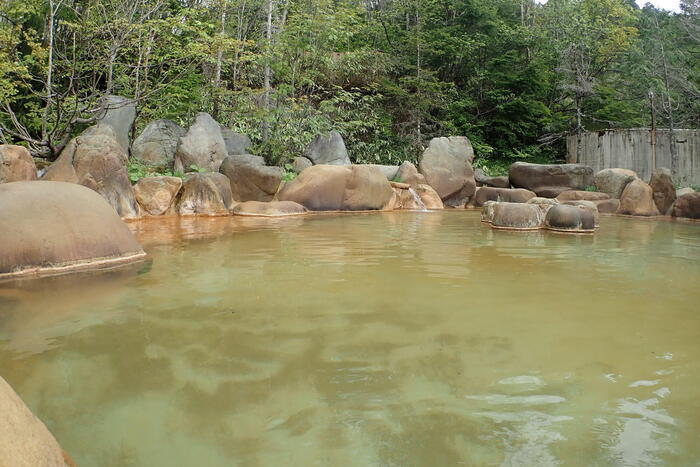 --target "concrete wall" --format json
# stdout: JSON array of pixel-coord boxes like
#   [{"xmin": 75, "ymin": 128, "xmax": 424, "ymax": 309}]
[{"xmin": 567, "ymin": 129, "xmax": 700, "ymax": 187}]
